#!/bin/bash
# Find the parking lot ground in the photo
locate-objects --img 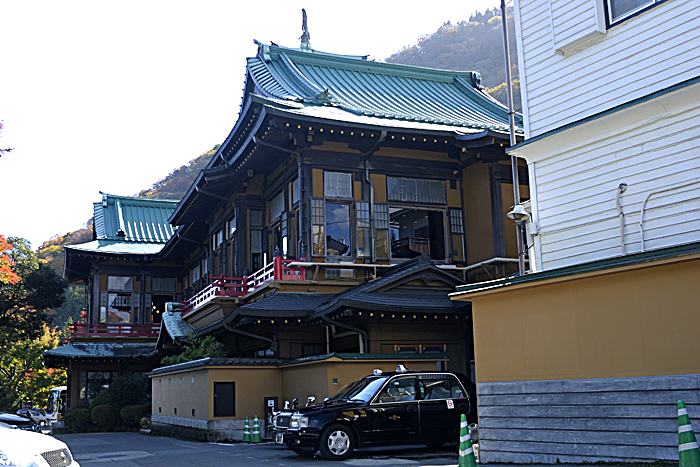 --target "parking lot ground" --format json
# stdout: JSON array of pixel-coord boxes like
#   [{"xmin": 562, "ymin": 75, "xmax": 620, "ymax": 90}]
[{"xmin": 56, "ymin": 432, "xmax": 463, "ymax": 467}]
